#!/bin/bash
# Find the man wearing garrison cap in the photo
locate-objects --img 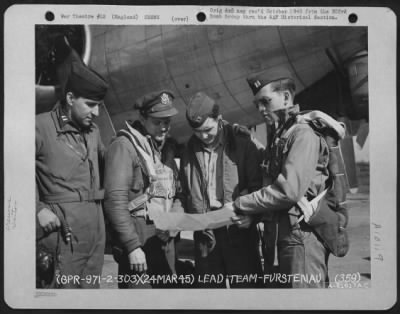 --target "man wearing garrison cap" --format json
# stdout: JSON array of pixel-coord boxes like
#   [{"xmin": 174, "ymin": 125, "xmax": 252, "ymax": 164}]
[
  {"xmin": 179, "ymin": 92, "xmax": 263, "ymax": 288},
  {"xmin": 36, "ymin": 40, "xmax": 109, "ymax": 288},
  {"xmin": 231, "ymin": 67, "xmax": 333, "ymax": 288},
  {"xmin": 104, "ymin": 90, "xmax": 183, "ymax": 288}
]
